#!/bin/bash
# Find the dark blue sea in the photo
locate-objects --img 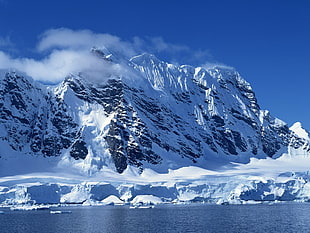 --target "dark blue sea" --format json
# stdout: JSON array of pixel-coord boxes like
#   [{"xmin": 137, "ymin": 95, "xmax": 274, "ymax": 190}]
[{"xmin": 0, "ymin": 203, "xmax": 309, "ymax": 233}]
